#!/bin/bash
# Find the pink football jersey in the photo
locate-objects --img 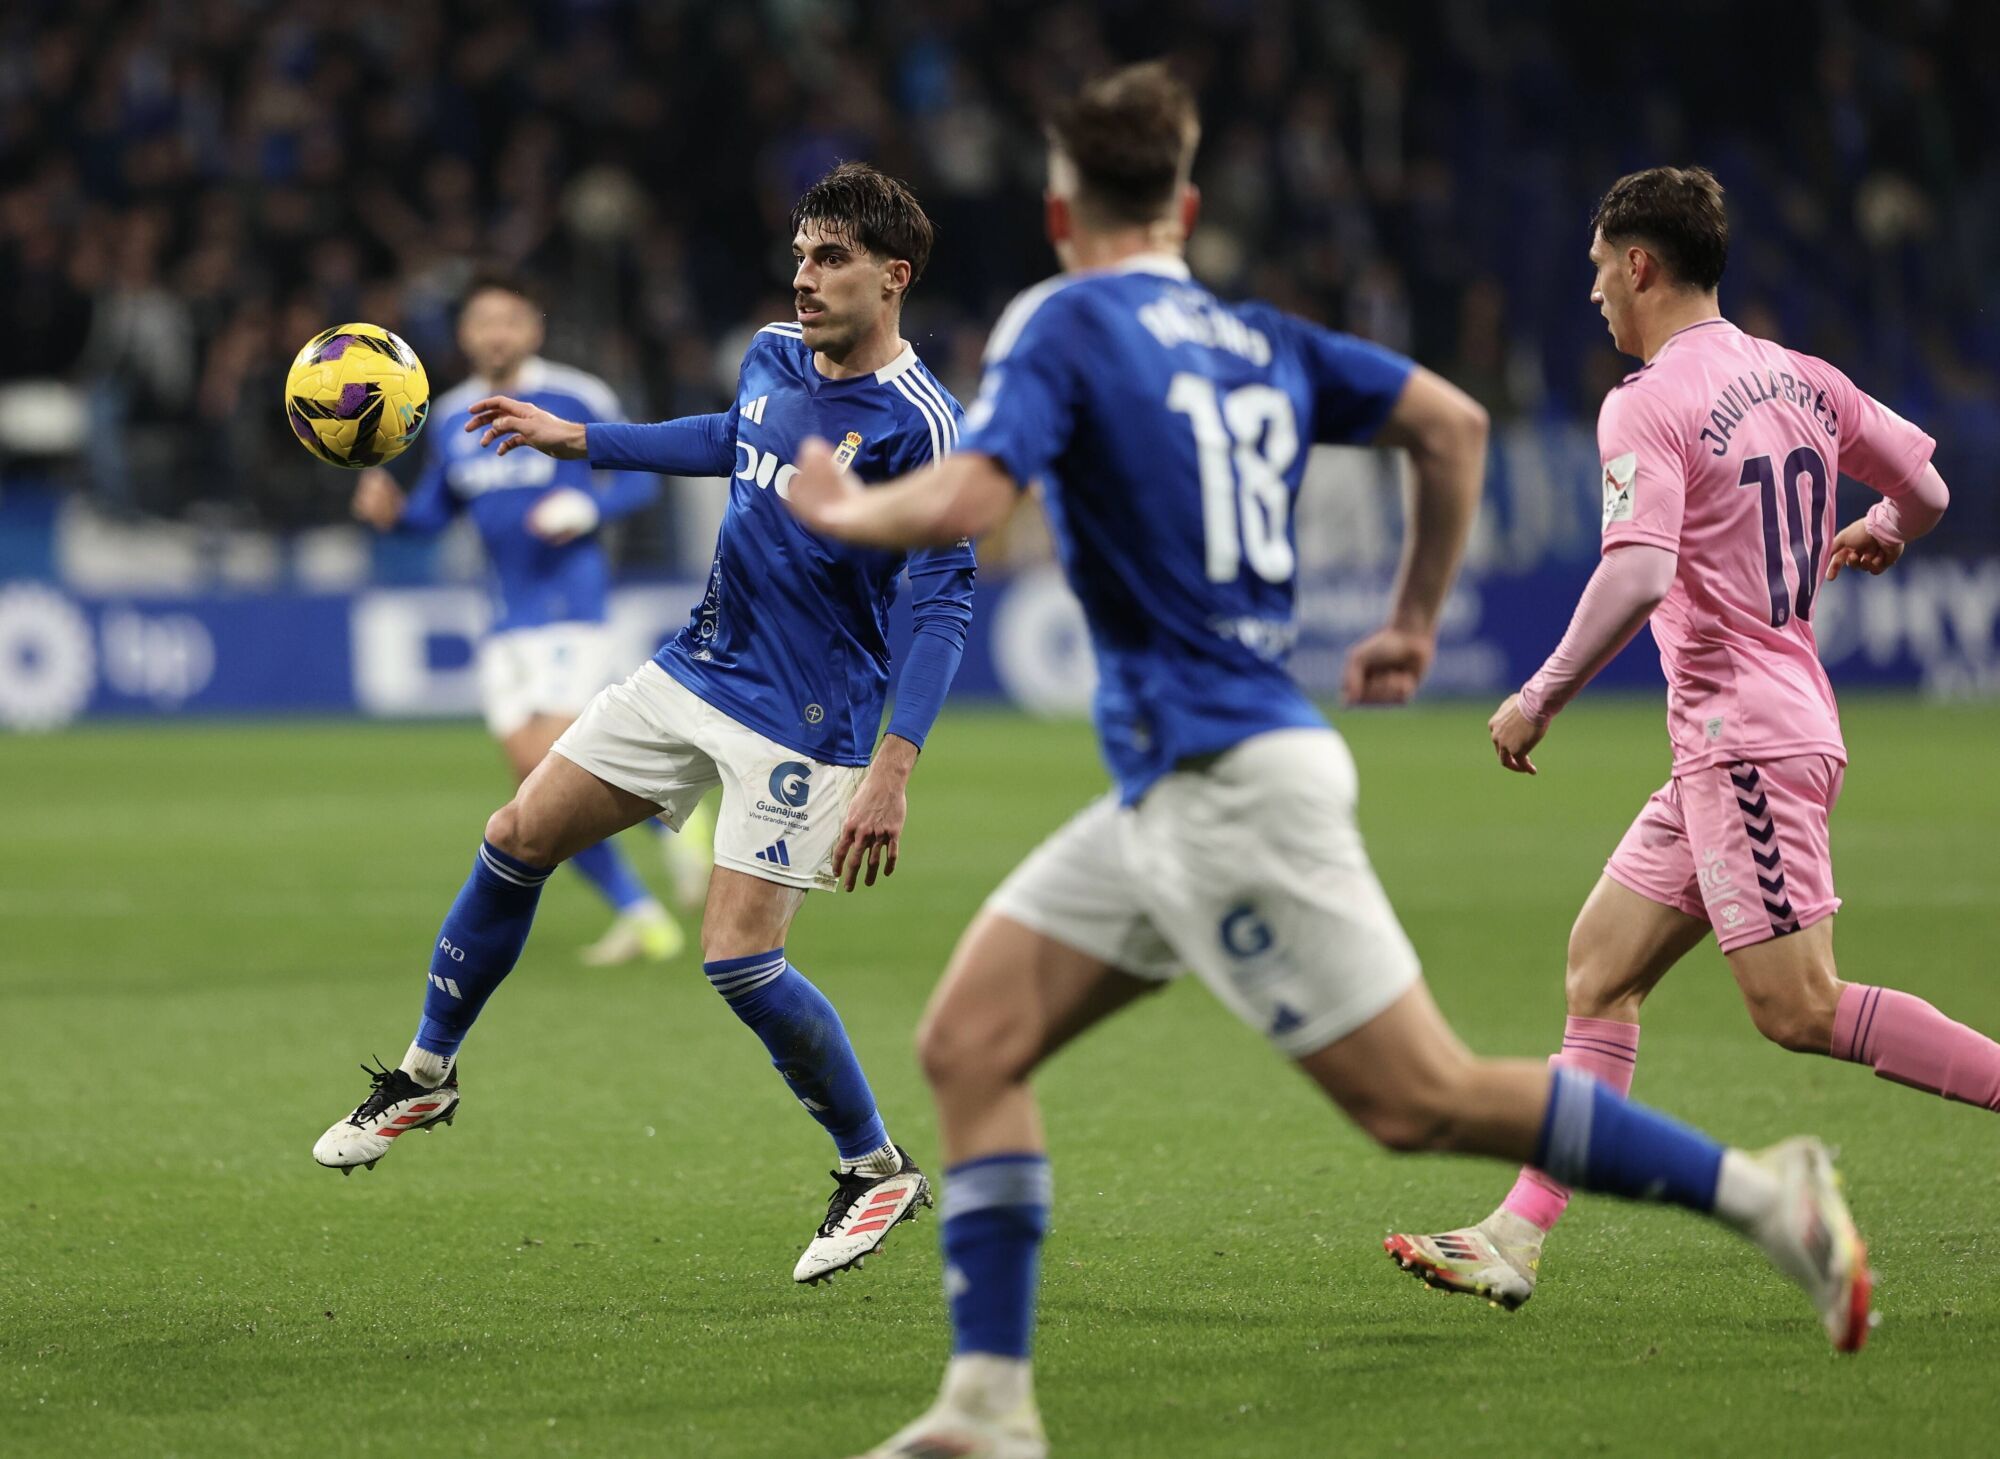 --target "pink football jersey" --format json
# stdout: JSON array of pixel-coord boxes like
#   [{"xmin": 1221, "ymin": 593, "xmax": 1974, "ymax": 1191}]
[{"xmin": 1597, "ymin": 318, "xmax": 1935, "ymax": 772}]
